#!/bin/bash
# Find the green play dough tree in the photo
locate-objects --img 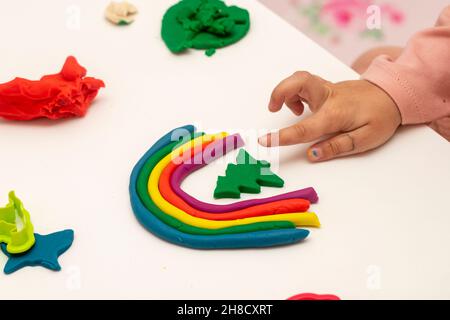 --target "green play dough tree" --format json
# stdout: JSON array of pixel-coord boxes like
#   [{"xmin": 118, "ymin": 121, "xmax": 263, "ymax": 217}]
[
  {"xmin": 214, "ymin": 149, "xmax": 284, "ymax": 199},
  {"xmin": 161, "ymin": 0, "xmax": 250, "ymax": 55}
]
